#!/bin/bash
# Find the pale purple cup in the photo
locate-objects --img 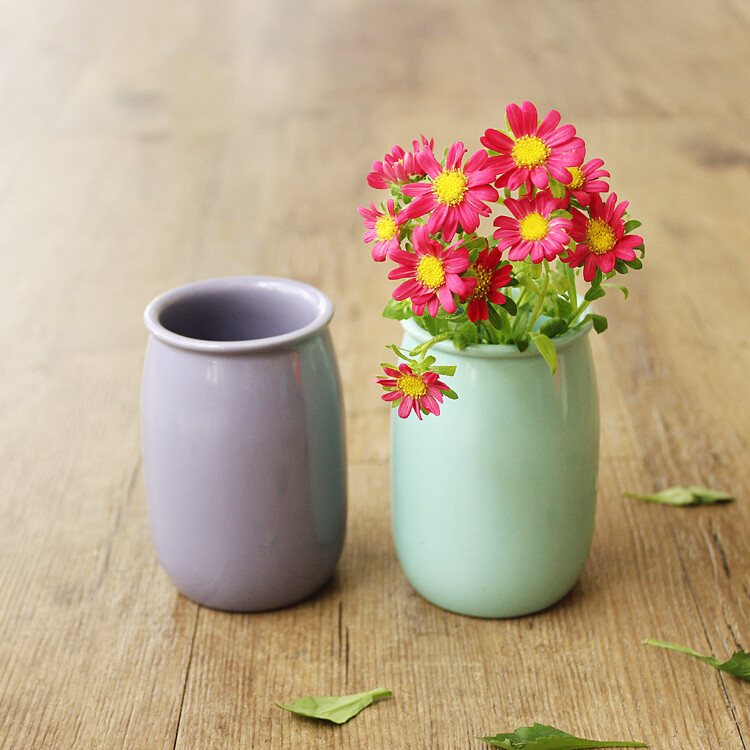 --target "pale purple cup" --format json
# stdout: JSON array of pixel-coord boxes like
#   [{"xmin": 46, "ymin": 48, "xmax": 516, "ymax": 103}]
[{"xmin": 141, "ymin": 276, "xmax": 346, "ymax": 611}]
